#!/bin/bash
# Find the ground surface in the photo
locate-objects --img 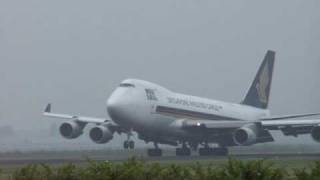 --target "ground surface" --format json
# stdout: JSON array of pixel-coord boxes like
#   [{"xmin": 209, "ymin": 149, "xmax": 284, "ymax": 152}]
[{"xmin": 0, "ymin": 148, "xmax": 320, "ymax": 175}]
